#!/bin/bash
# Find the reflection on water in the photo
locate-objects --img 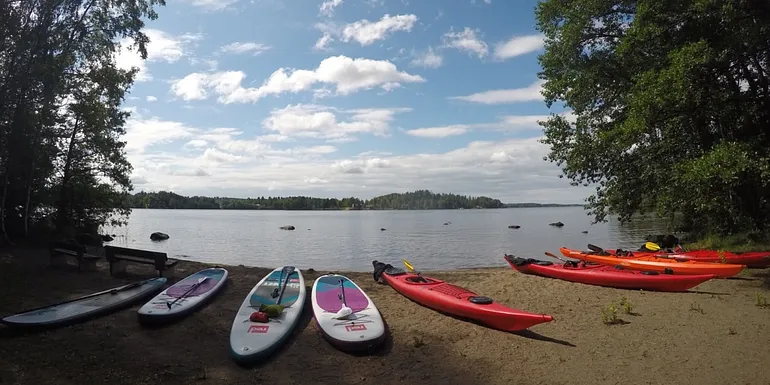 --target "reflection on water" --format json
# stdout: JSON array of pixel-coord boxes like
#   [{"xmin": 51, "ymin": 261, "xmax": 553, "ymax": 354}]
[{"xmin": 101, "ymin": 207, "xmax": 673, "ymax": 272}]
